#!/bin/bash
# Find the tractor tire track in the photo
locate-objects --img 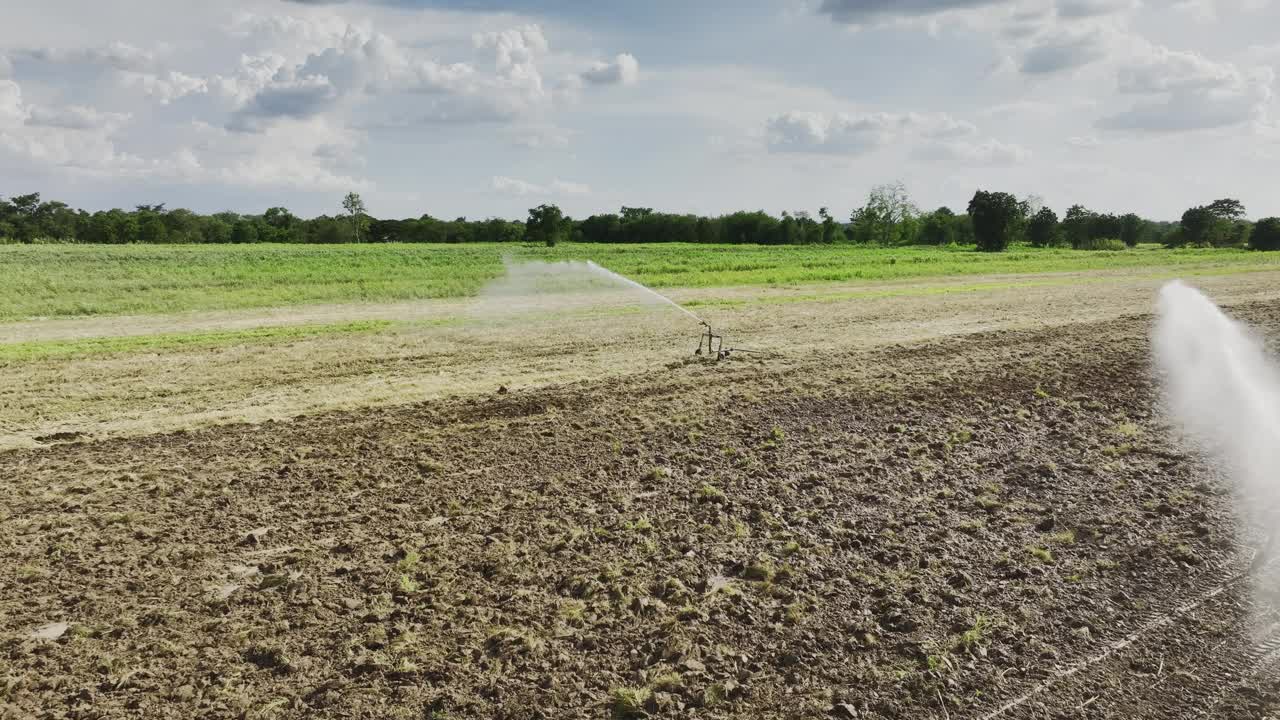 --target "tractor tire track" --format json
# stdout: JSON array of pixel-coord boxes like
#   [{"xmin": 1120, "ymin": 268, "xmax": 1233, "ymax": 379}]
[{"xmin": 980, "ymin": 550, "xmax": 1273, "ymax": 720}]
